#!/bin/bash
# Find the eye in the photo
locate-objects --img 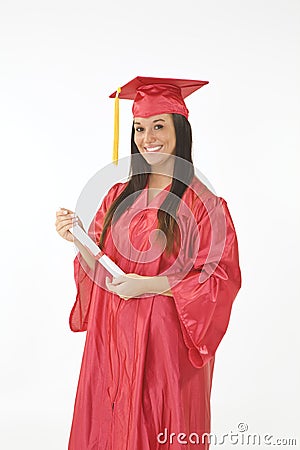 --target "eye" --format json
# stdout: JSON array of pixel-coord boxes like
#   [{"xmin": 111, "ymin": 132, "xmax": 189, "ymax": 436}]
[
  {"xmin": 135, "ymin": 127, "xmax": 144, "ymax": 132},
  {"xmin": 154, "ymin": 124, "xmax": 163, "ymax": 130}
]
